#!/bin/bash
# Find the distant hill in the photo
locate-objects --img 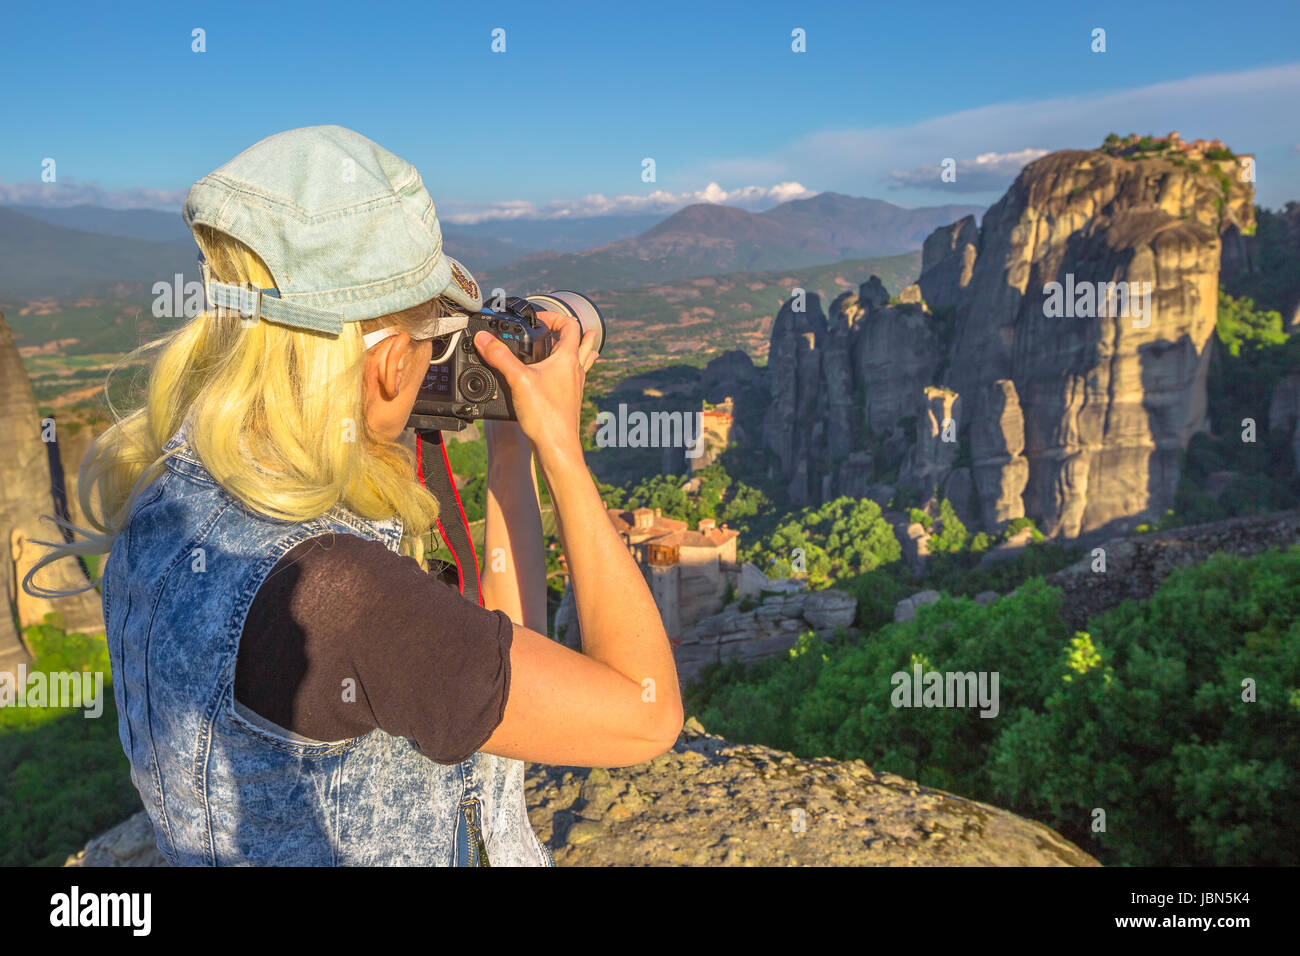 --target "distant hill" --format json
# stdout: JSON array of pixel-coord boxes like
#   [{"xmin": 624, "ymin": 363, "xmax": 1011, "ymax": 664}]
[
  {"xmin": 761, "ymin": 192, "xmax": 984, "ymax": 255},
  {"xmin": 448, "ymin": 214, "xmax": 665, "ymax": 254},
  {"xmin": 439, "ymin": 232, "xmax": 535, "ymax": 270},
  {"xmin": 479, "ymin": 193, "xmax": 982, "ymax": 292},
  {"xmin": 4, "ymin": 203, "xmax": 192, "ymax": 242},
  {"xmin": 0, "ymin": 207, "xmax": 199, "ymax": 300},
  {"xmin": 0, "ymin": 202, "xmax": 620, "ymax": 287}
]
